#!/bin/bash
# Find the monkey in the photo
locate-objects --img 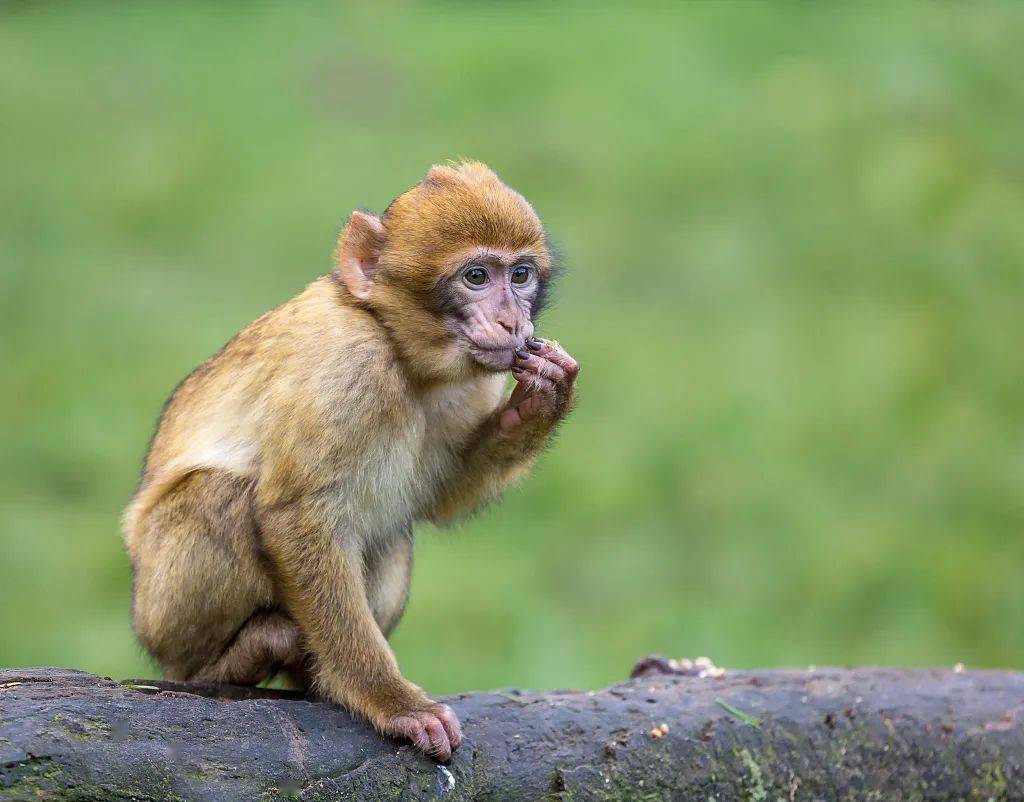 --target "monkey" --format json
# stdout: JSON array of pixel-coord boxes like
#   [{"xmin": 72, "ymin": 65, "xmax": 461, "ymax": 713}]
[{"xmin": 121, "ymin": 161, "xmax": 579, "ymax": 761}]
